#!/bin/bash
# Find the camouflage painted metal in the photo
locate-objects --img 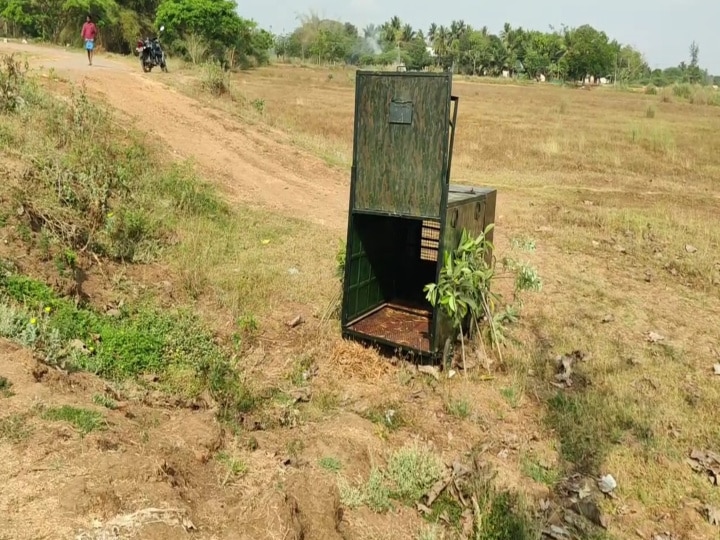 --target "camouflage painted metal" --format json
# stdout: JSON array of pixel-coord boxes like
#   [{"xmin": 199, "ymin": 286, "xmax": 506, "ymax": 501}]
[
  {"xmin": 352, "ymin": 71, "xmax": 452, "ymax": 218},
  {"xmin": 433, "ymin": 186, "xmax": 498, "ymax": 353},
  {"xmin": 341, "ymin": 70, "xmax": 497, "ymax": 362}
]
